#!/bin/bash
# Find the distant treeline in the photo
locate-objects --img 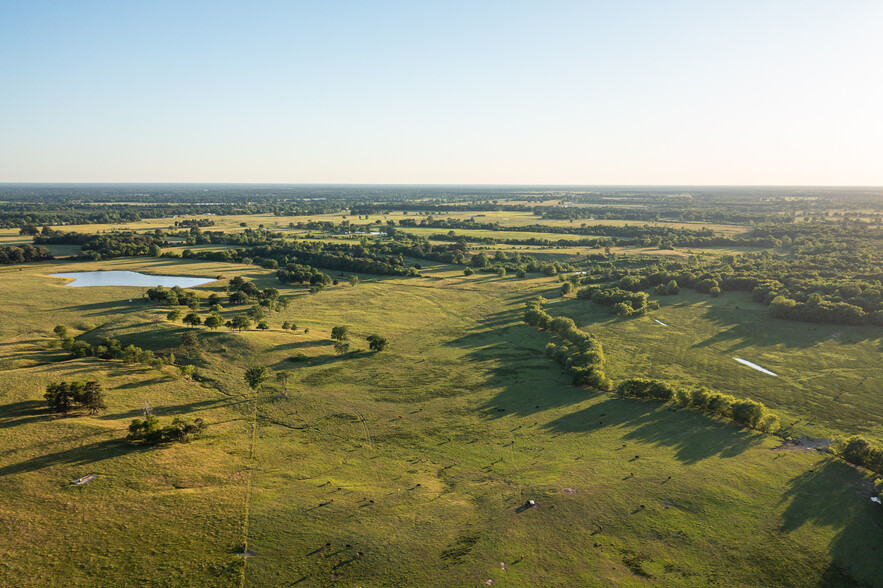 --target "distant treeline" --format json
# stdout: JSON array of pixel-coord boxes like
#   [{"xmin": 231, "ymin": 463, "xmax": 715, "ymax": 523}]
[{"xmin": 569, "ymin": 224, "xmax": 883, "ymax": 326}]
